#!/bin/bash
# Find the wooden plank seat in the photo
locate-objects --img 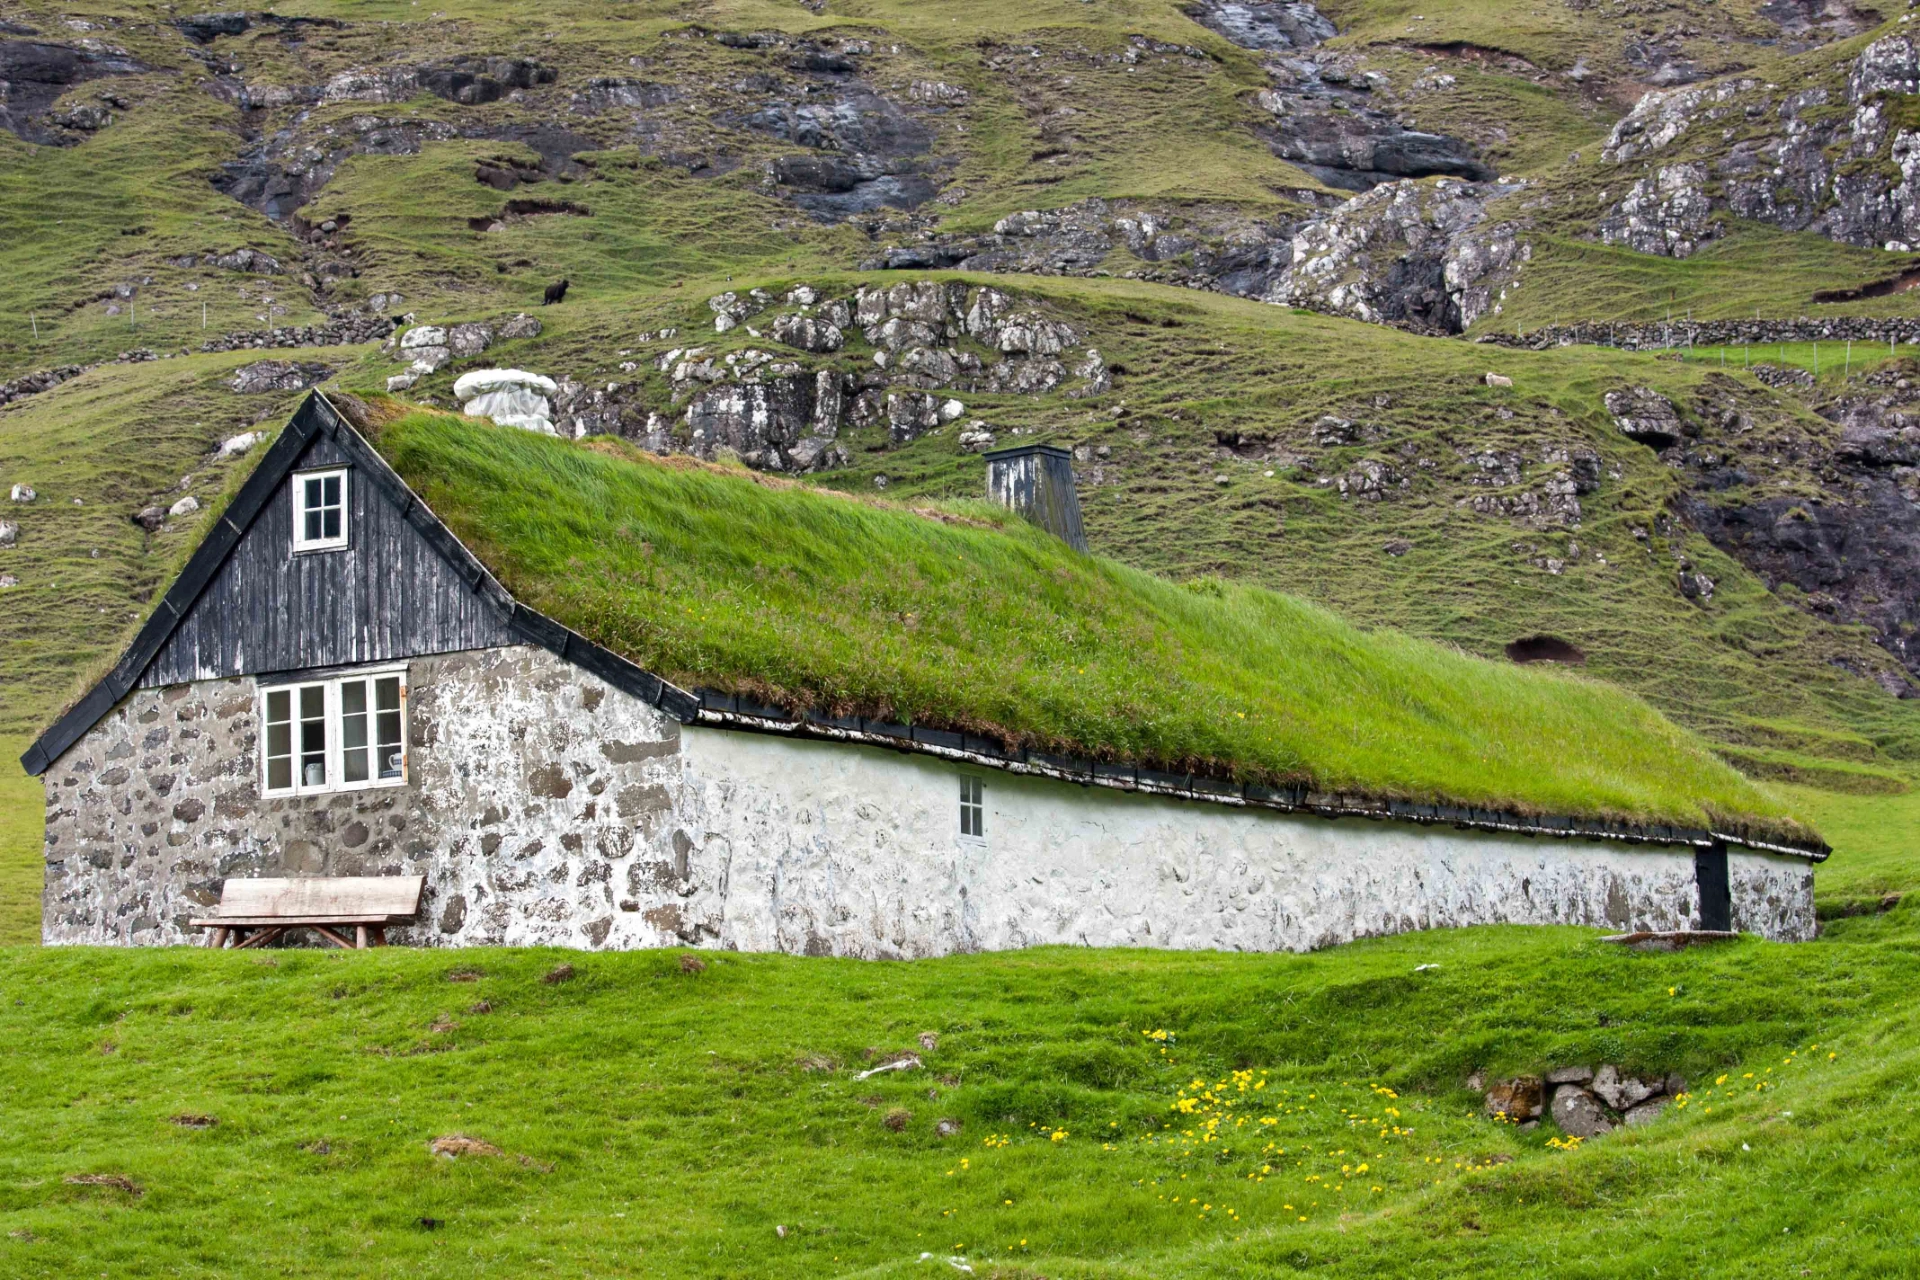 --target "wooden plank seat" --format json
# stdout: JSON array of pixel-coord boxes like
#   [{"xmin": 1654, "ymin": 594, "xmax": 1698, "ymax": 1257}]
[{"xmin": 191, "ymin": 876, "xmax": 425, "ymax": 950}]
